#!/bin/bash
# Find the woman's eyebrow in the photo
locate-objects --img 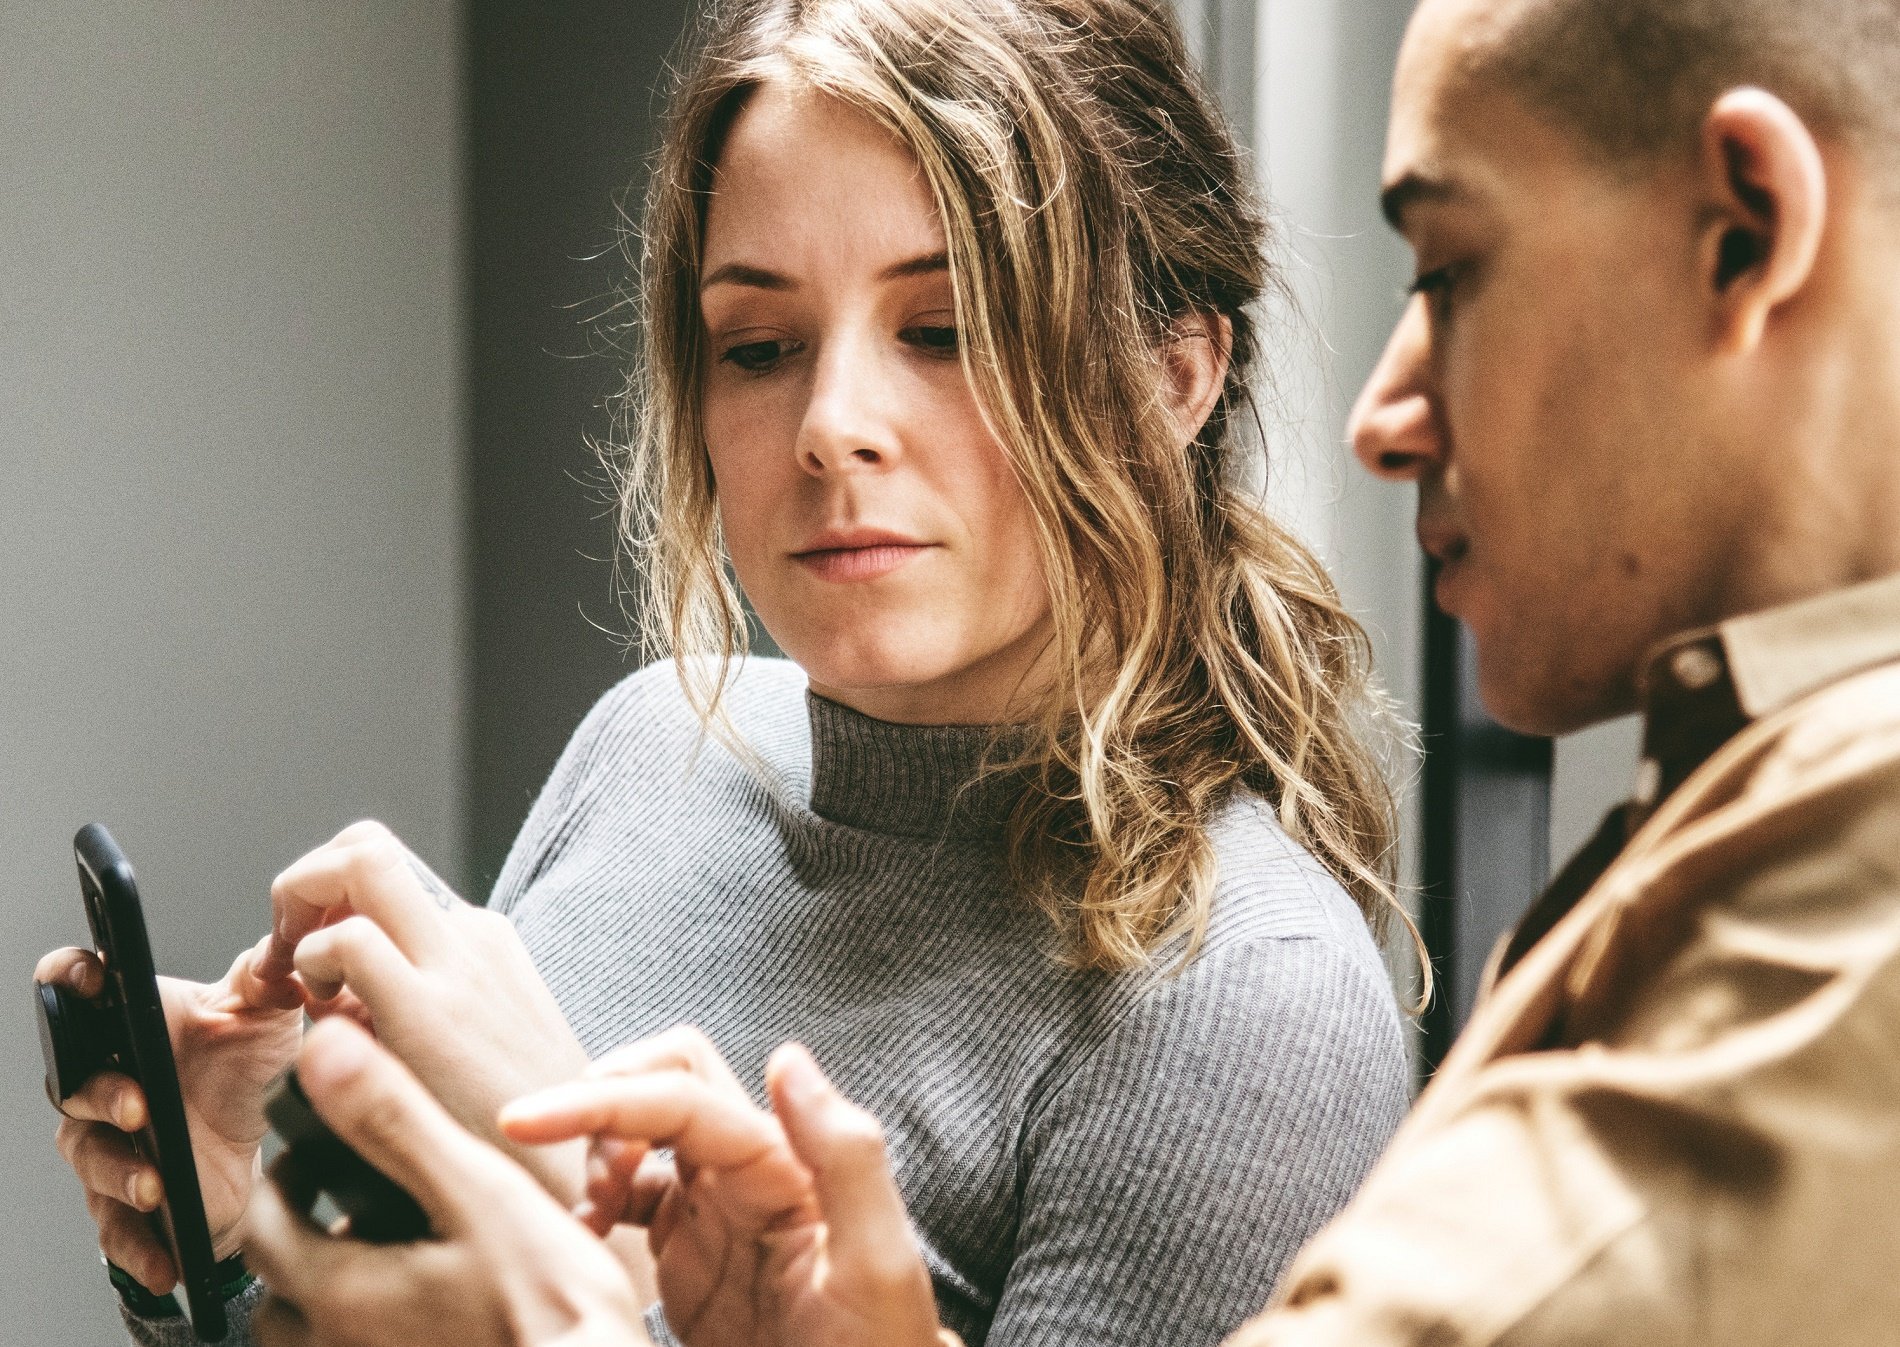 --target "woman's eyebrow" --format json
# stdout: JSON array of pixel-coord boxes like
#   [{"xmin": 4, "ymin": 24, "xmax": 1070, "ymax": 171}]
[
  {"xmin": 701, "ymin": 262, "xmax": 794, "ymax": 293},
  {"xmin": 879, "ymin": 250, "xmax": 949, "ymax": 281},
  {"xmin": 700, "ymin": 251, "xmax": 948, "ymax": 294}
]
